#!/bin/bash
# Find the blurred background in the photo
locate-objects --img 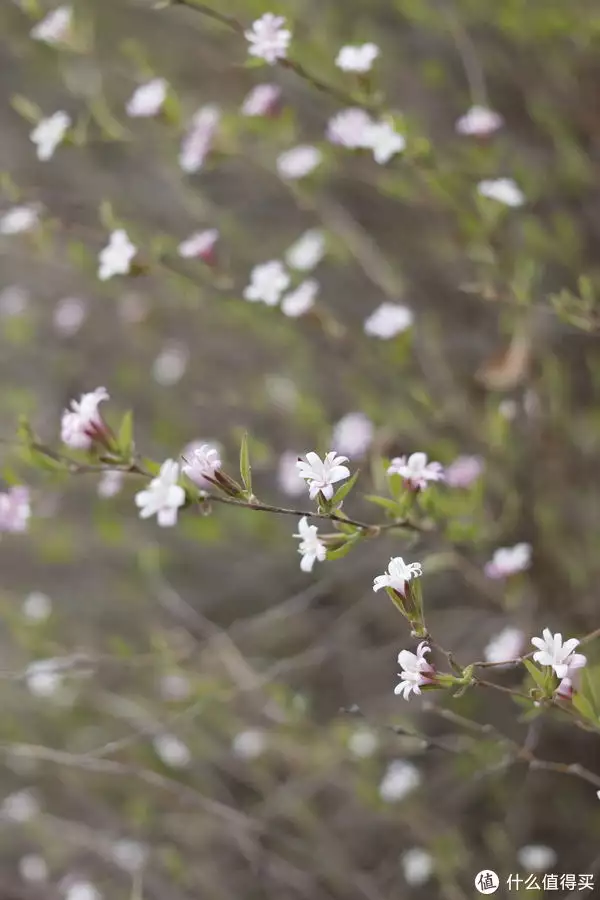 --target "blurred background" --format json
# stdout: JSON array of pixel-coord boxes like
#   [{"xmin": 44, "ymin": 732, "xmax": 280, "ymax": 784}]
[{"xmin": 1, "ymin": 0, "xmax": 600, "ymax": 897}]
